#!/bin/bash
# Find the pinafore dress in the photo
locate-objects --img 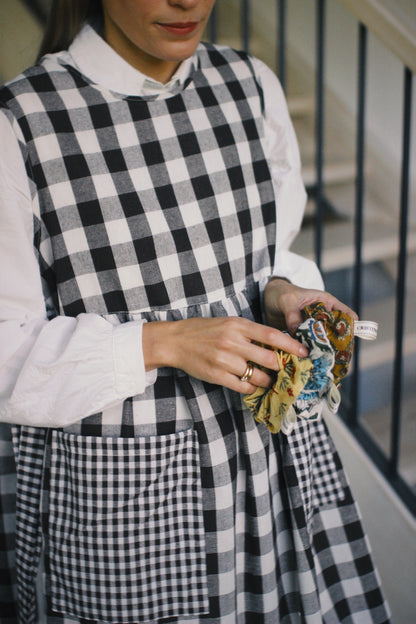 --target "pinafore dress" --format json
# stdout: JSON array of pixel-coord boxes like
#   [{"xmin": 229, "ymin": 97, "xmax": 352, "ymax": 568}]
[{"xmin": 0, "ymin": 43, "xmax": 390, "ymax": 624}]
